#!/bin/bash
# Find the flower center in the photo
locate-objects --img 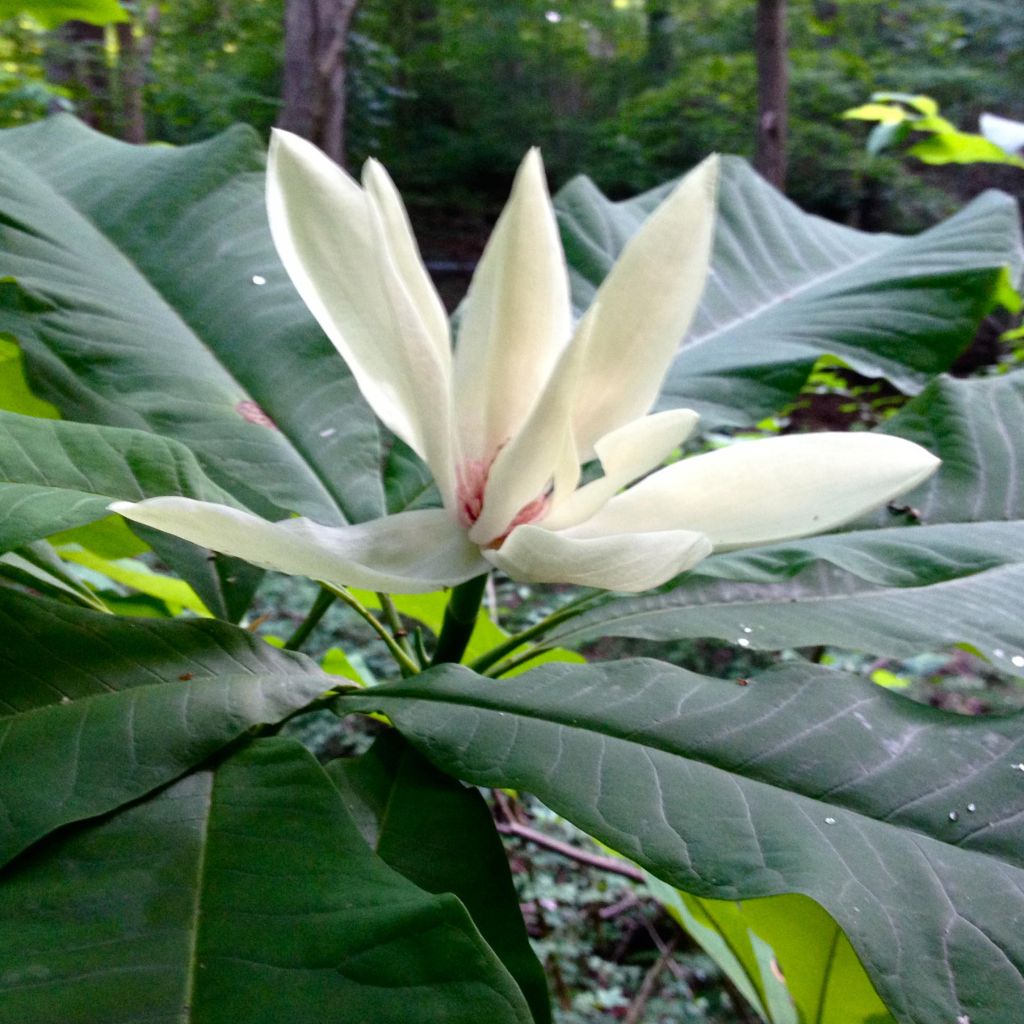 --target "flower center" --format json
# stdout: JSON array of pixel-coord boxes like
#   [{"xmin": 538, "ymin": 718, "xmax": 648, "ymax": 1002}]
[{"xmin": 456, "ymin": 457, "xmax": 551, "ymax": 547}]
